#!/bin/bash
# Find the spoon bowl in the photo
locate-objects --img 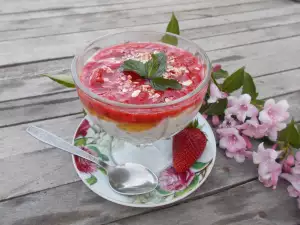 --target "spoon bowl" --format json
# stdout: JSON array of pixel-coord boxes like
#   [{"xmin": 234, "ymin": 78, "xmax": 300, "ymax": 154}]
[{"xmin": 26, "ymin": 125, "xmax": 158, "ymax": 195}]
